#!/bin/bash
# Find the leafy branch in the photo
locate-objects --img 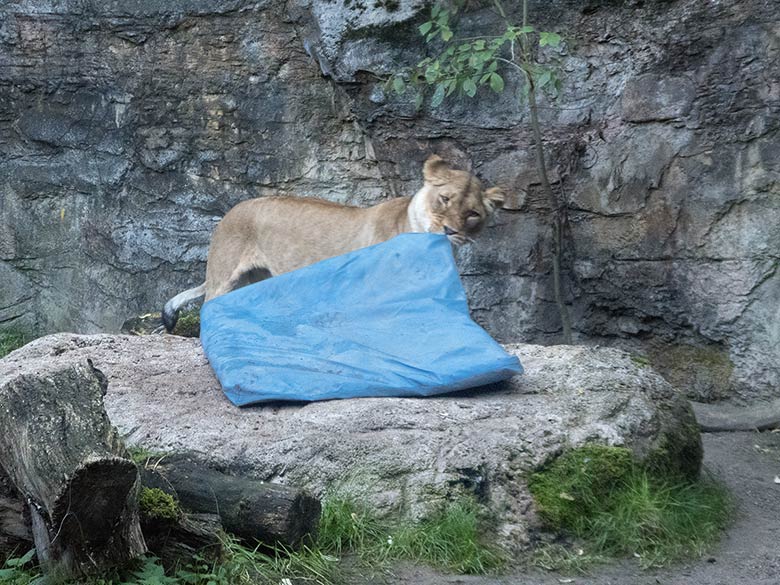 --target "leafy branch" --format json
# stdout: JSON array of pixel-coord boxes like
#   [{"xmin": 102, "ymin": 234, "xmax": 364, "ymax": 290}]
[{"xmin": 390, "ymin": 0, "xmax": 573, "ymax": 343}]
